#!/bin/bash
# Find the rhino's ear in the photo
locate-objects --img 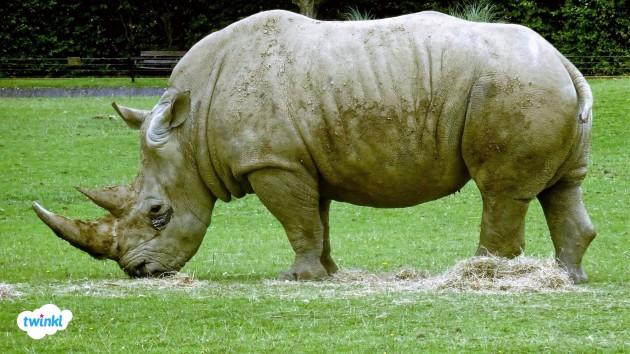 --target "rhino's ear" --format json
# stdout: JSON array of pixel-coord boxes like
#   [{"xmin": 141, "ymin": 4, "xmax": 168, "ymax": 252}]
[
  {"xmin": 146, "ymin": 89, "xmax": 190, "ymax": 147},
  {"xmin": 112, "ymin": 102, "xmax": 150, "ymax": 129}
]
